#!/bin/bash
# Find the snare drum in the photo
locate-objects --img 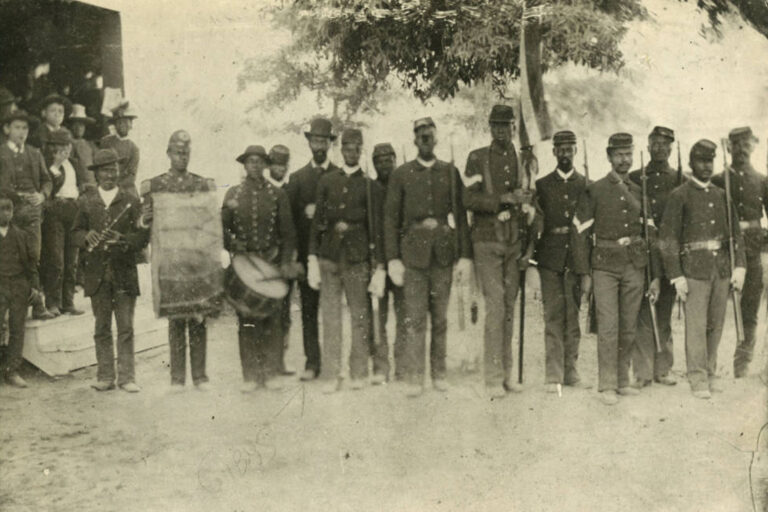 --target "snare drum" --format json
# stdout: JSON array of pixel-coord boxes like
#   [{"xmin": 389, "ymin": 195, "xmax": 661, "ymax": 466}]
[{"xmin": 224, "ymin": 254, "xmax": 289, "ymax": 319}]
